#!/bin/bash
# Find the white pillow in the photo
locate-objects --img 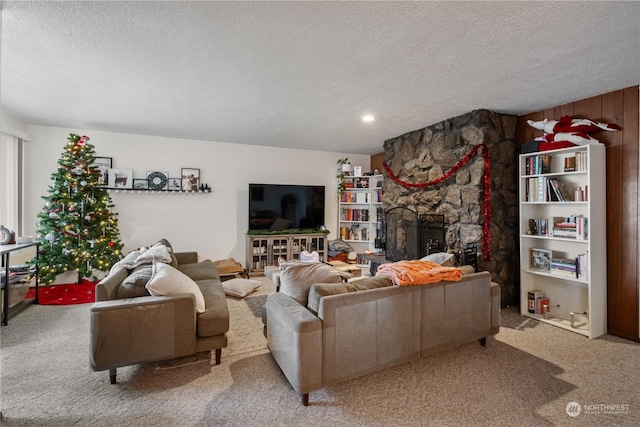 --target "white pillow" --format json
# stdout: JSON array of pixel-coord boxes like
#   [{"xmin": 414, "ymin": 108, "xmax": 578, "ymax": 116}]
[
  {"xmin": 222, "ymin": 278, "xmax": 261, "ymax": 298},
  {"xmin": 146, "ymin": 261, "xmax": 205, "ymax": 313},
  {"xmin": 135, "ymin": 244, "xmax": 173, "ymax": 265},
  {"xmin": 420, "ymin": 252, "xmax": 455, "ymax": 266}
]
